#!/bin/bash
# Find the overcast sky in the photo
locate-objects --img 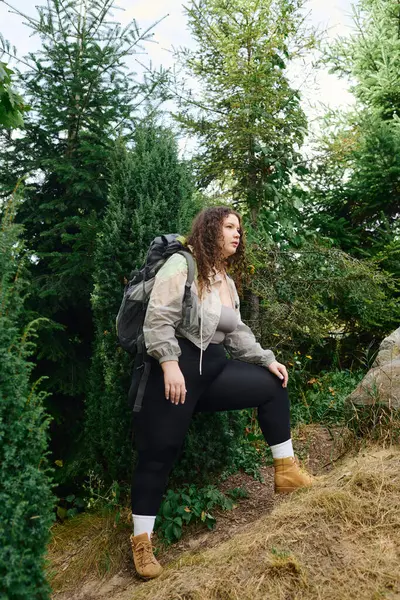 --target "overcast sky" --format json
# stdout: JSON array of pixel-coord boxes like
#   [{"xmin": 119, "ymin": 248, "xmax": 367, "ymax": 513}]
[{"xmin": 0, "ymin": 0, "xmax": 358, "ymax": 148}]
